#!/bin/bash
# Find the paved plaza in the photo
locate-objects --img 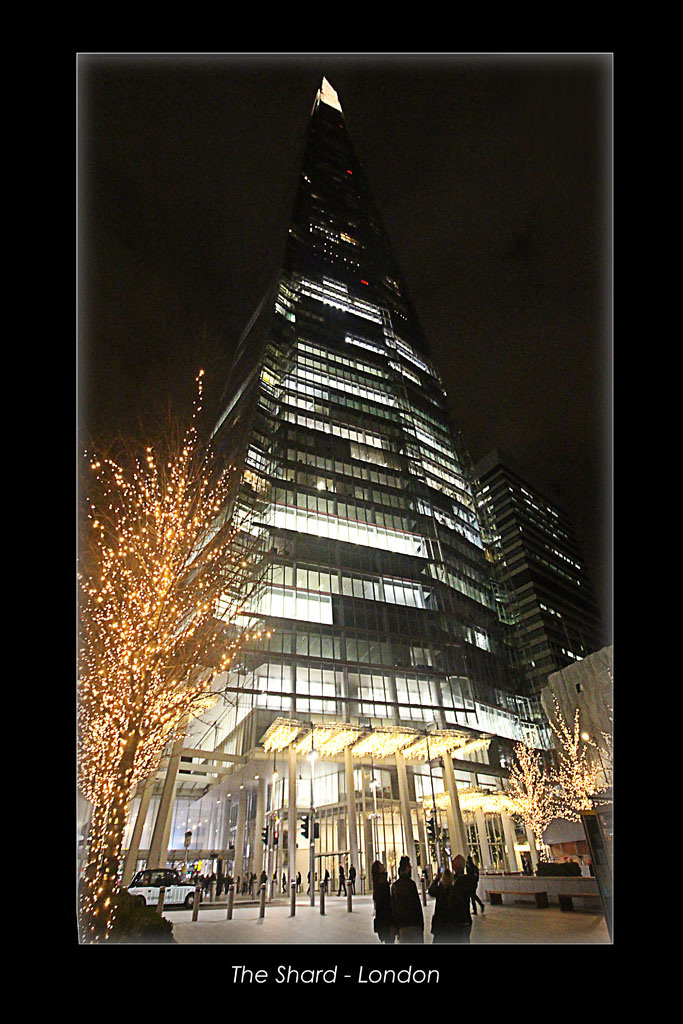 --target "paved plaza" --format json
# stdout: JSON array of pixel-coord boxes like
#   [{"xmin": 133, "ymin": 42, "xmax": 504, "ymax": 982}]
[{"xmin": 164, "ymin": 894, "xmax": 610, "ymax": 944}]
